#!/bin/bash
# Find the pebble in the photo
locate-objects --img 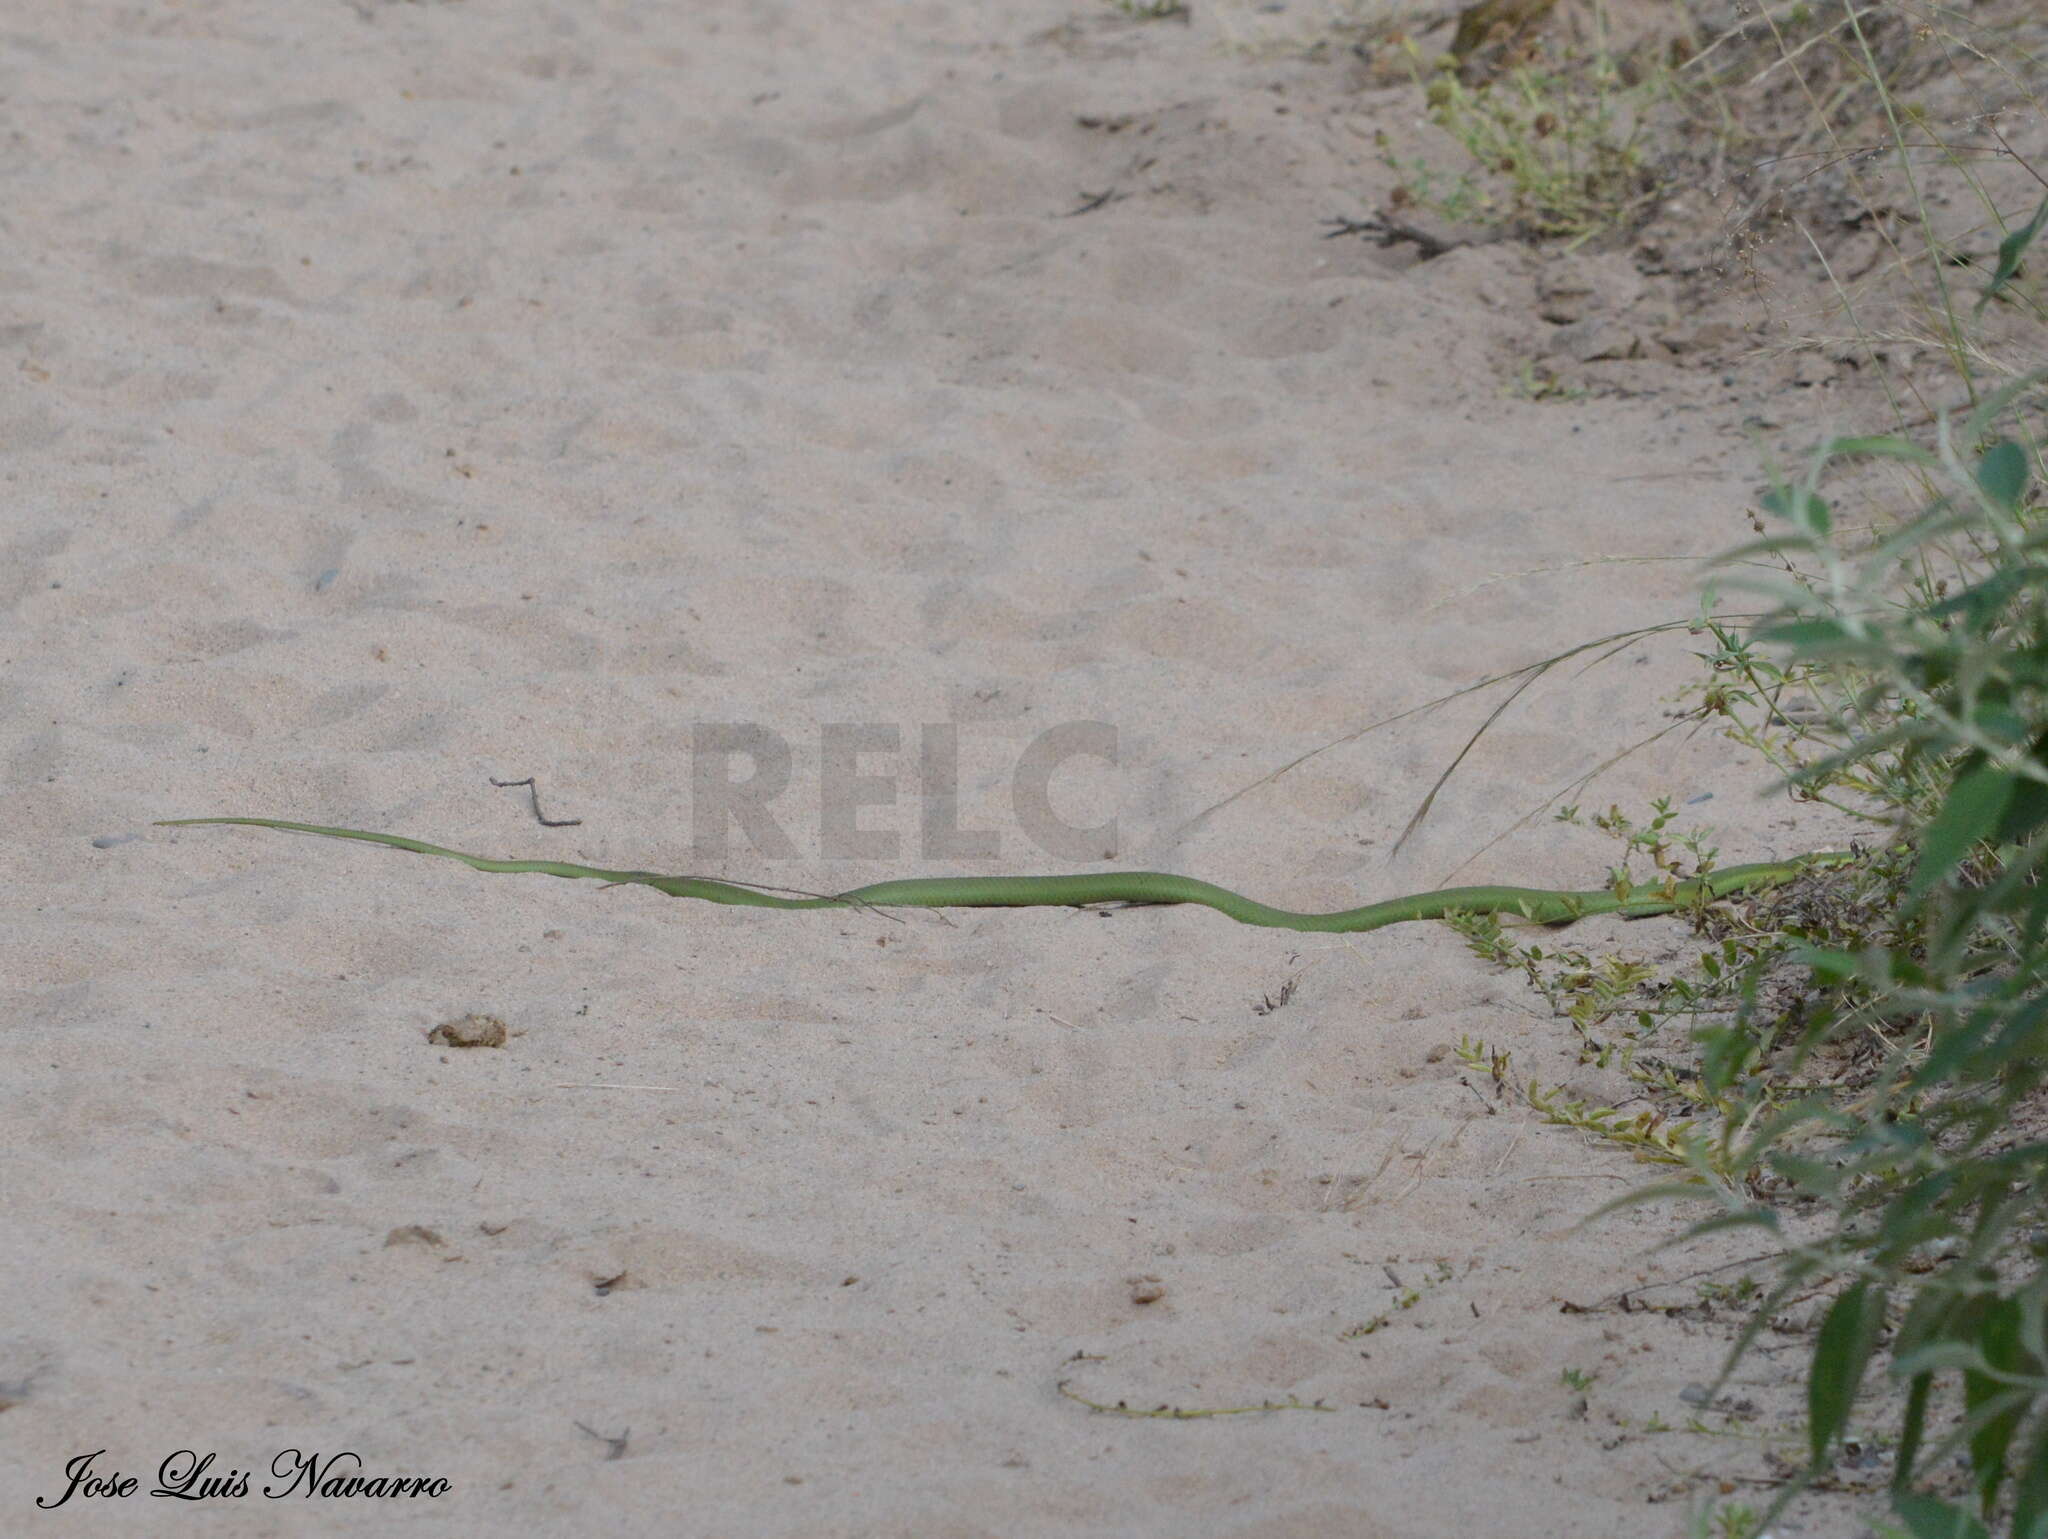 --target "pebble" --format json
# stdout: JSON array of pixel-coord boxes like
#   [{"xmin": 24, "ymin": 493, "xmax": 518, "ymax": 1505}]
[{"xmin": 428, "ymin": 1013, "xmax": 508, "ymax": 1048}]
